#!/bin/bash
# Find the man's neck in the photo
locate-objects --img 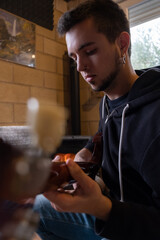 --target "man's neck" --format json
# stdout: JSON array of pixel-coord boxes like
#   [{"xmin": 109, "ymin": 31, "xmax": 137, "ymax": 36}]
[{"xmin": 104, "ymin": 64, "xmax": 138, "ymax": 100}]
